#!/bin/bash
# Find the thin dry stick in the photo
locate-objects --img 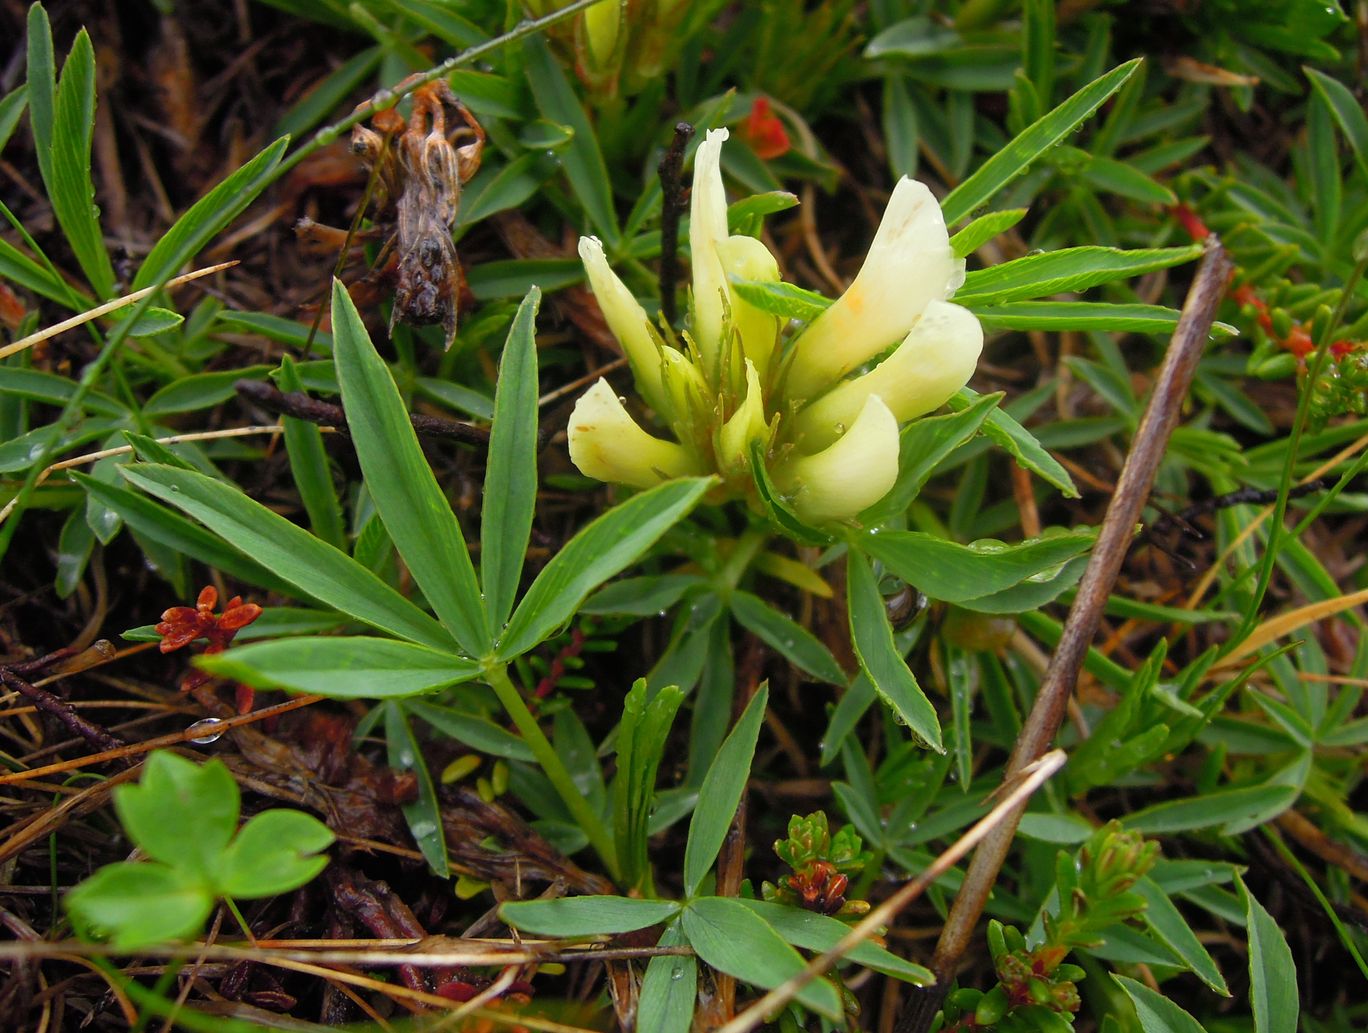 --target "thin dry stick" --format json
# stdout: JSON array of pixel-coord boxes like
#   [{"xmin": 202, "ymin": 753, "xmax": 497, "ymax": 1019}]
[
  {"xmin": 0, "ymin": 262, "xmax": 237, "ymax": 361},
  {"xmin": 716, "ymin": 751, "xmax": 1067, "ymax": 1033},
  {"xmin": 896, "ymin": 236, "xmax": 1233, "ymax": 1033},
  {"xmin": 0, "ymin": 692, "xmax": 322, "ymax": 787}
]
